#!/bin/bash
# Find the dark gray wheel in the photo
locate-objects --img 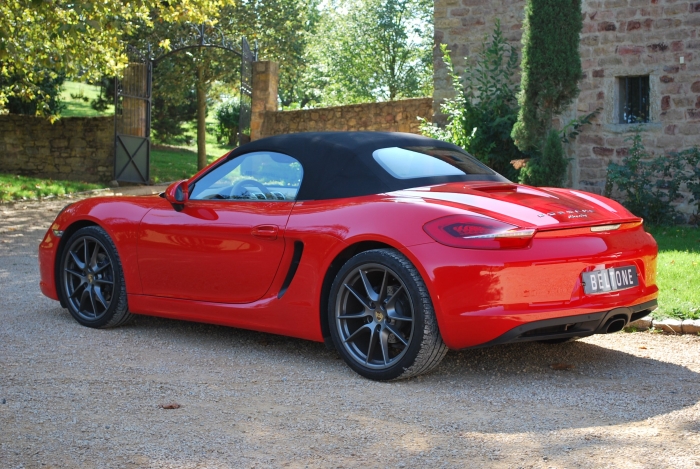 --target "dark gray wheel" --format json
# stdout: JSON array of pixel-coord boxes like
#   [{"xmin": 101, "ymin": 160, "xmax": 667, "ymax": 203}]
[
  {"xmin": 328, "ymin": 249, "xmax": 447, "ymax": 381},
  {"xmin": 60, "ymin": 226, "xmax": 132, "ymax": 328}
]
